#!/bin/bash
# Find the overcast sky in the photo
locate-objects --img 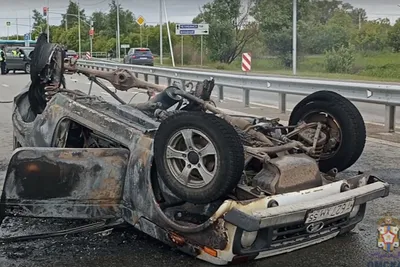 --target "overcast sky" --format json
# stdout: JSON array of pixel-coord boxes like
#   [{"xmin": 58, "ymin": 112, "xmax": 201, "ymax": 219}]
[{"xmin": 0, "ymin": 0, "xmax": 399, "ymax": 37}]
